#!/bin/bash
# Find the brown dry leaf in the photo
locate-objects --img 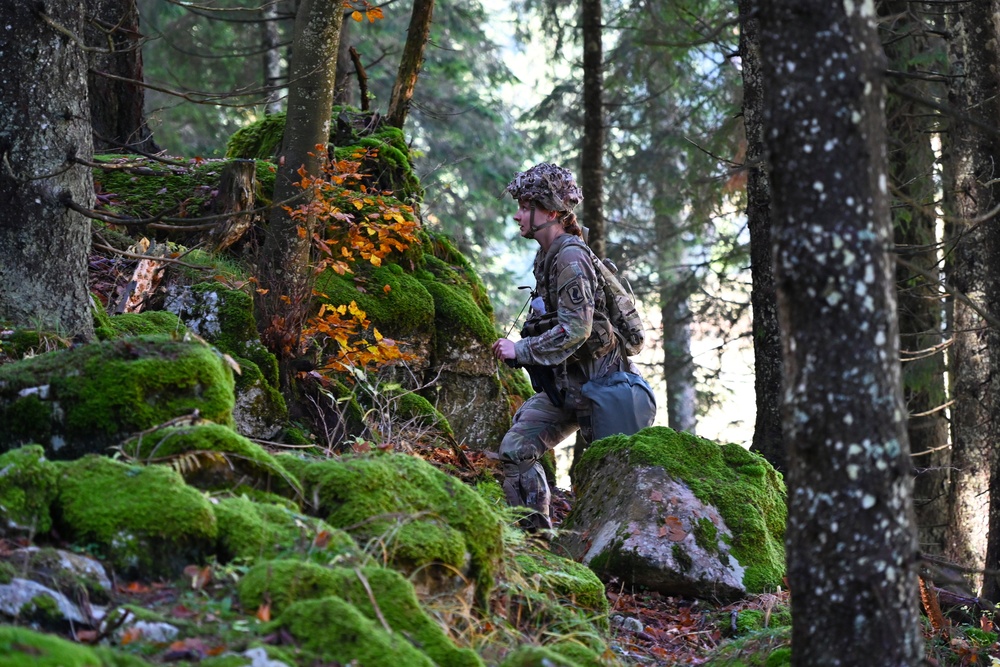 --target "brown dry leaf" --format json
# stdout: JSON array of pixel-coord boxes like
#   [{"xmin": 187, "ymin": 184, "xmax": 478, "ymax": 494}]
[
  {"xmin": 120, "ymin": 627, "xmax": 143, "ymax": 645},
  {"xmin": 183, "ymin": 565, "xmax": 212, "ymax": 591},
  {"xmin": 663, "ymin": 516, "xmax": 687, "ymax": 541},
  {"xmin": 650, "ymin": 490, "xmax": 664, "ymax": 503}
]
